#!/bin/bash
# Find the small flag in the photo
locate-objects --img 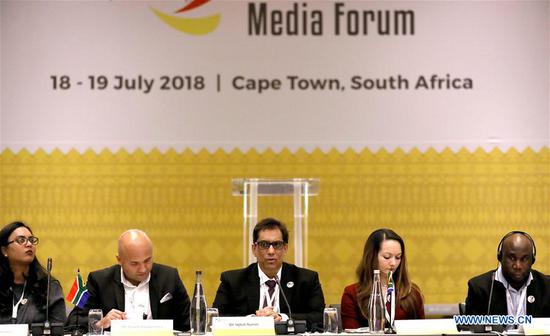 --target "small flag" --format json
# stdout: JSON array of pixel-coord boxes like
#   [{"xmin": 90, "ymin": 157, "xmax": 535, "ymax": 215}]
[{"xmin": 66, "ymin": 270, "xmax": 90, "ymax": 309}]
